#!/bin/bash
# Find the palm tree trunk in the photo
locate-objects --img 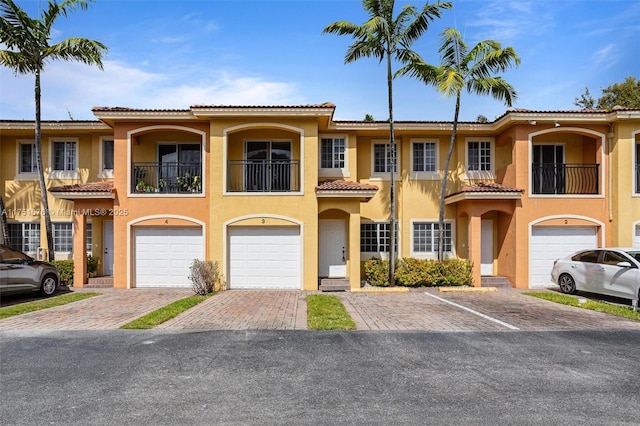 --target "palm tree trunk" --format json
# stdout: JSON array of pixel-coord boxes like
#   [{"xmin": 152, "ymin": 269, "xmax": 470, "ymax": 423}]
[
  {"xmin": 34, "ymin": 69, "xmax": 55, "ymax": 261},
  {"xmin": 0, "ymin": 194, "xmax": 9, "ymax": 246},
  {"xmin": 386, "ymin": 53, "xmax": 396, "ymax": 286},
  {"xmin": 438, "ymin": 92, "xmax": 461, "ymax": 261}
]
